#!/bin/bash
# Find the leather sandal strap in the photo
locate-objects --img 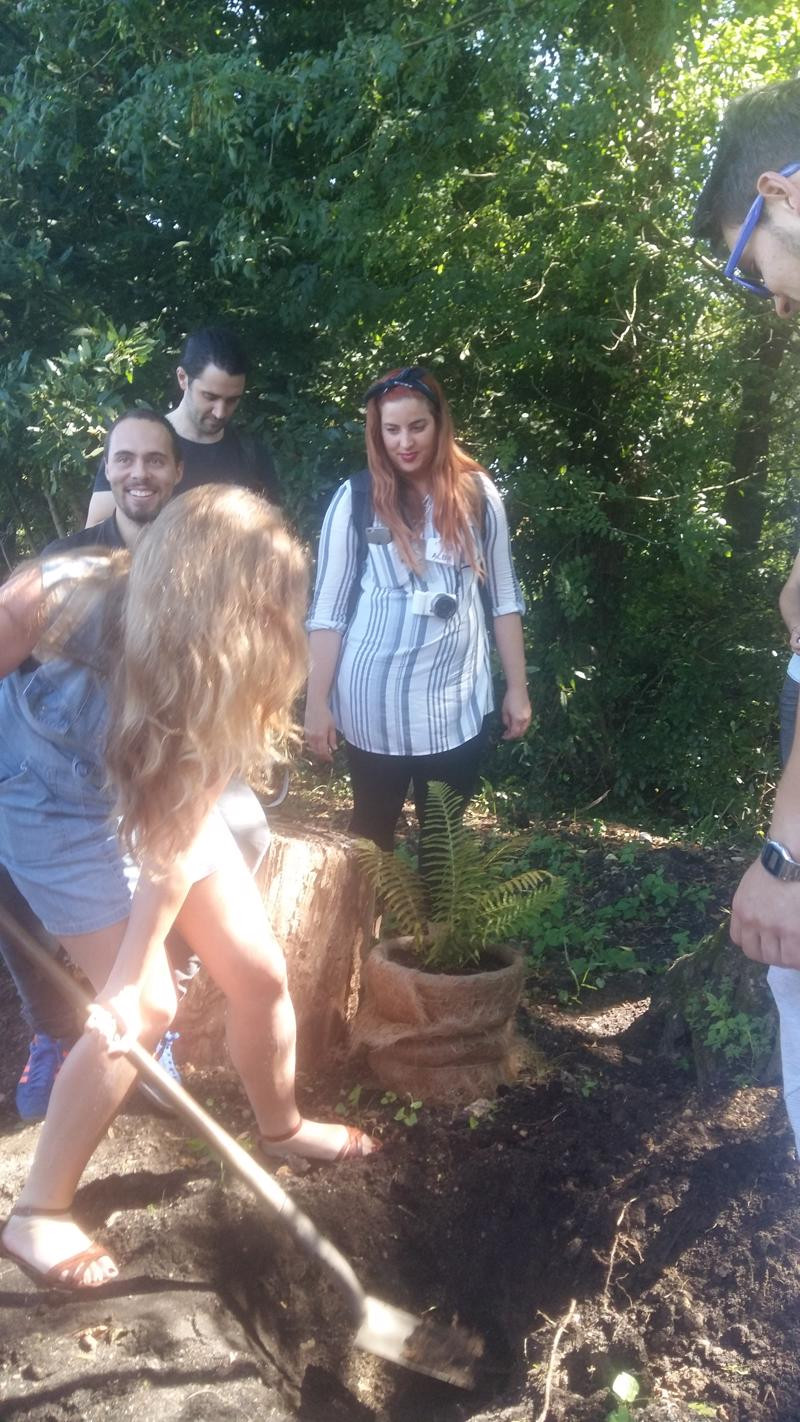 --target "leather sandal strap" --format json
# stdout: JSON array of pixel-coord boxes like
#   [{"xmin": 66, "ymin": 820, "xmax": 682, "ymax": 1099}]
[
  {"xmin": 335, "ymin": 1125, "xmax": 380, "ymax": 1161},
  {"xmin": 11, "ymin": 1204, "xmax": 74, "ymax": 1220},
  {"xmin": 260, "ymin": 1118, "xmax": 304, "ymax": 1146},
  {"xmin": 46, "ymin": 1242, "xmax": 110, "ymax": 1285}
]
